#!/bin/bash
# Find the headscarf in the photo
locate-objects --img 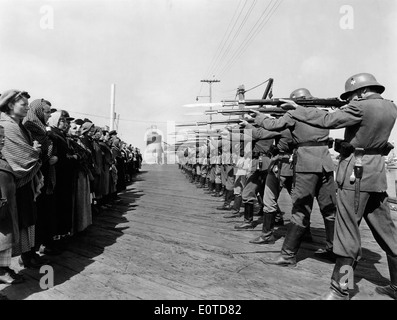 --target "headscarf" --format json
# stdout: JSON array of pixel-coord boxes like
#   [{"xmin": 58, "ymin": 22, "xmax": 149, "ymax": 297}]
[
  {"xmin": 80, "ymin": 122, "xmax": 94, "ymax": 135},
  {"xmin": 47, "ymin": 111, "xmax": 63, "ymax": 128},
  {"xmin": 22, "ymin": 99, "xmax": 49, "ymax": 131}
]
